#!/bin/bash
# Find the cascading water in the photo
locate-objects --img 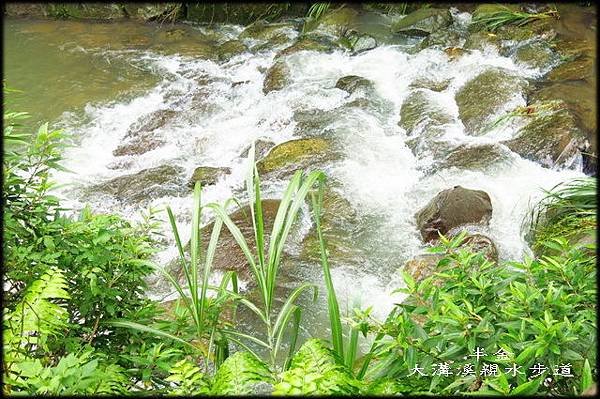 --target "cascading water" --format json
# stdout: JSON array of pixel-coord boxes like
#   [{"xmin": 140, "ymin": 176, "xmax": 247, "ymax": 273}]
[{"xmin": 5, "ymin": 12, "xmax": 586, "ymax": 344}]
